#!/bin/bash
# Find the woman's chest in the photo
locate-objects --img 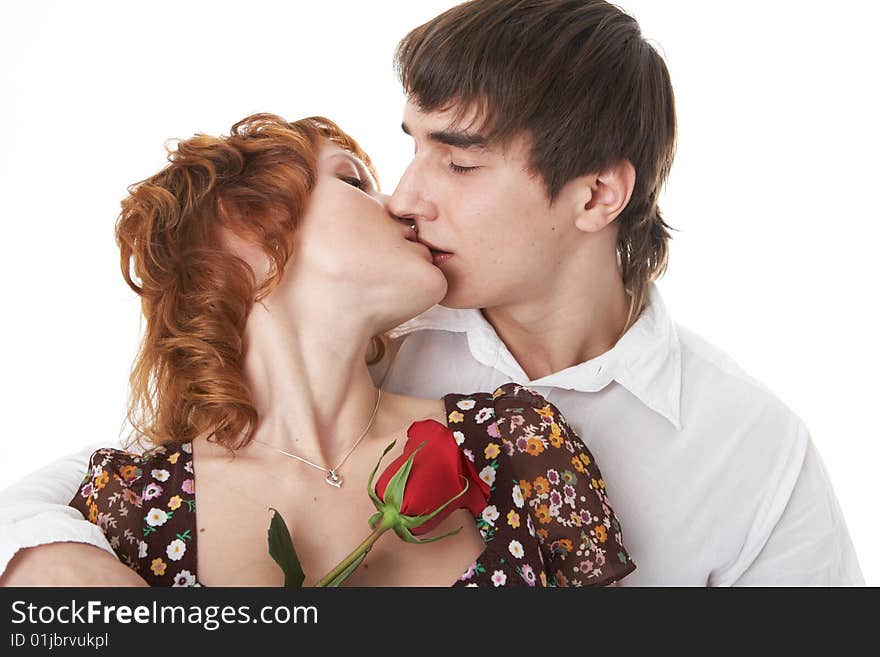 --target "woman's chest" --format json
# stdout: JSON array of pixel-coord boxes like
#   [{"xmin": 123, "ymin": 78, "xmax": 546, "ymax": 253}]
[{"xmin": 191, "ymin": 455, "xmax": 486, "ymax": 587}]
